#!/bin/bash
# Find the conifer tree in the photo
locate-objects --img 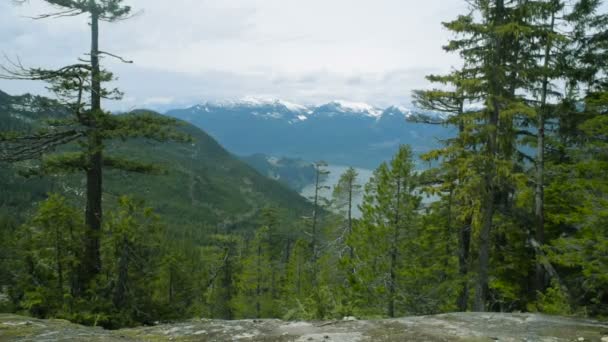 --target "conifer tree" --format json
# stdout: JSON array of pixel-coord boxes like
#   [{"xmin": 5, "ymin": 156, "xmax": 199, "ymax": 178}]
[
  {"xmin": 307, "ymin": 161, "xmax": 330, "ymax": 282},
  {"xmin": 417, "ymin": 0, "xmax": 542, "ymax": 311},
  {"xmin": 0, "ymin": 0, "xmax": 188, "ymax": 290},
  {"xmin": 332, "ymin": 167, "xmax": 362, "ymax": 259},
  {"xmin": 348, "ymin": 145, "xmax": 421, "ymax": 317},
  {"xmin": 414, "ymin": 71, "xmax": 477, "ymax": 311},
  {"xmin": 544, "ymin": 0, "xmax": 608, "ymax": 315},
  {"xmin": 205, "ymin": 234, "xmax": 241, "ymax": 320},
  {"xmin": 234, "ymin": 226, "xmax": 274, "ymax": 318},
  {"xmin": 101, "ymin": 196, "xmax": 166, "ymax": 326},
  {"xmin": 284, "ymin": 238, "xmax": 314, "ymax": 310},
  {"xmin": 13, "ymin": 195, "xmax": 83, "ymax": 317}
]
